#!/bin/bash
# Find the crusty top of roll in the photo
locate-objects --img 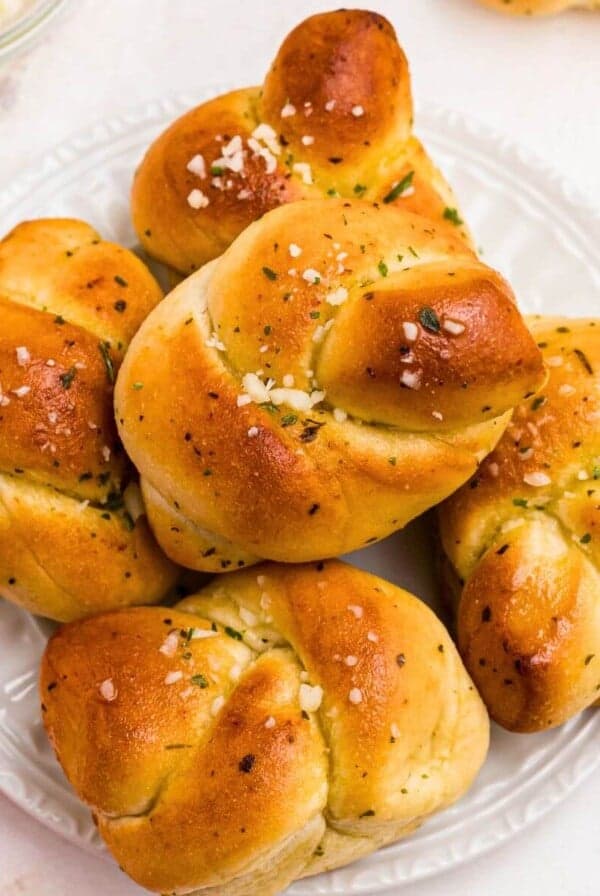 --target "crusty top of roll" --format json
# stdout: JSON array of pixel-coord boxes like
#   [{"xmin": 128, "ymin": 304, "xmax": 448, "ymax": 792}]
[
  {"xmin": 439, "ymin": 317, "xmax": 600, "ymax": 731},
  {"xmin": 0, "ymin": 218, "xmax": 177, "ymax": 620},
  {"xmin": 131, "ymin": 9, "xmax": 472, "ymax": 274},
  {"xmin": 41, "ymin": 559, "xmax": 489, "ymax": 895},
  {"xmin": 0, "ymin": 219, "xmax": 162, "ymax": 501},
  {"xmin": 116, "ymin": 200, "xmax": 546, "ymax": 570}
]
